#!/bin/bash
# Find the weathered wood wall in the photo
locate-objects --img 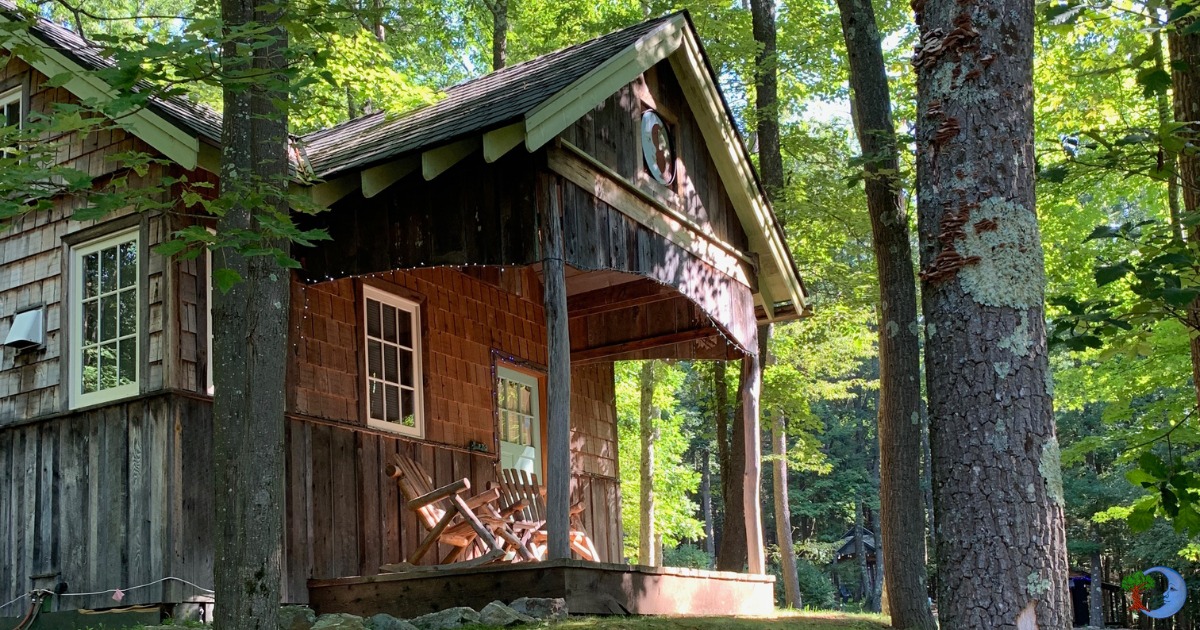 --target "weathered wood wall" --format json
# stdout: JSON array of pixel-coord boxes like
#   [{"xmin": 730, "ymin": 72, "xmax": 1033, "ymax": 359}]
[
  {"xmin": 559, "ymin": 62, "xmax": 749, "ymax": 254},
  {"xmin": 0, "ymin": 58, "xmax": 206, "ymax": 424},
  {"xmin": 0, "ymin": 394, "xmax": 215, "ymax": 614}
]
